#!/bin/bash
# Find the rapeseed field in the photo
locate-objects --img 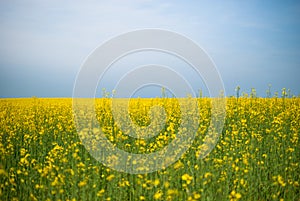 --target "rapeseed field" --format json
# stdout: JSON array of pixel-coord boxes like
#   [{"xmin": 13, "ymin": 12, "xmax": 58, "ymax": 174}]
[{"xmin": 0, "ymin": 96, "xmax": 299, "ymax": 200}]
